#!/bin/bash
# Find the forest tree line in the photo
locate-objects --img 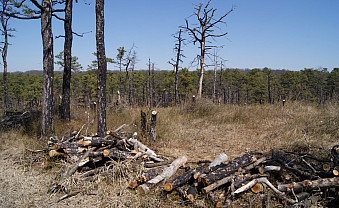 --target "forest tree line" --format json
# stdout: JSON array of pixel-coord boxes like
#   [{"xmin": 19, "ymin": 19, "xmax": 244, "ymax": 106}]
[{"xmin": 1, "ymin": 67, "xmax": 338, "ymax": 111}]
